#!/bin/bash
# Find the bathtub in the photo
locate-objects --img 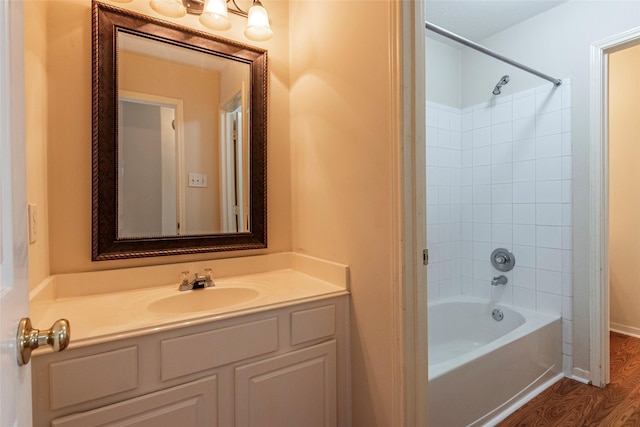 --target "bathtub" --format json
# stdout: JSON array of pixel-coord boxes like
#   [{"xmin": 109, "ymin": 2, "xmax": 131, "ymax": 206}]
[{"xmin": 428, "ymin": 295, "xmax": 562, "ymax": 426}]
